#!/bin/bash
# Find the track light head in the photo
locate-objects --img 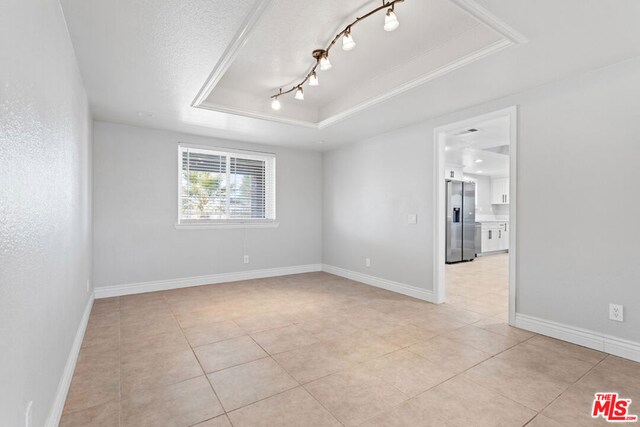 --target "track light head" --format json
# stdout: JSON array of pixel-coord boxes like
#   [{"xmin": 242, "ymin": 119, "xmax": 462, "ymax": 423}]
[
  {"xmin": 271, "ymin": 97, "xmax": 281, "ymax": 111},
  {"xmin": 294, "ymin": 87, "xmax": 304, "ymax": 100},
  {"xmin": 309, "ymin": 71, "xmax": 319, "ymax": 86},
  {"xmin": 342, "ymin": 30, "xmax": 356, "ymax": 51},
  {"xmin": 384, "ymin": 8, "xmax": 399, "ymax": 32},
  {"xmin": 312, "ymin": 49, "xmax": 332, "ymax": 72},
  {"xmin": 319, "ymin": 53, "xmax": 332, "ymax": 71}
]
